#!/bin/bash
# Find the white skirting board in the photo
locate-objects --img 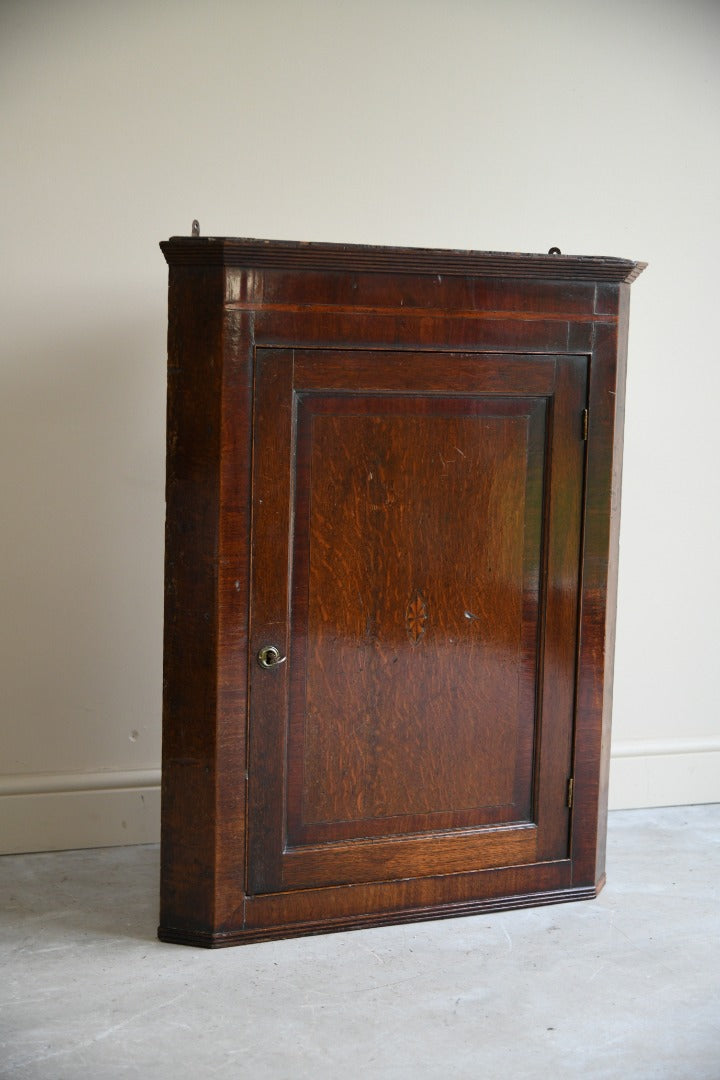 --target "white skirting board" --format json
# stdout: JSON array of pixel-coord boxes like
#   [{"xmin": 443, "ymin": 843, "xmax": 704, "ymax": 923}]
[
  {"xmin": 0, "ymin": 771, "xmax": 161, "ymax": 855},
  {"xmin": 1, "ymin": 741, "xmax": 718, "ymax": 854},
  {"xmin": 608, "ymin": 737, "xmax": 720, "ymax": 811}
]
